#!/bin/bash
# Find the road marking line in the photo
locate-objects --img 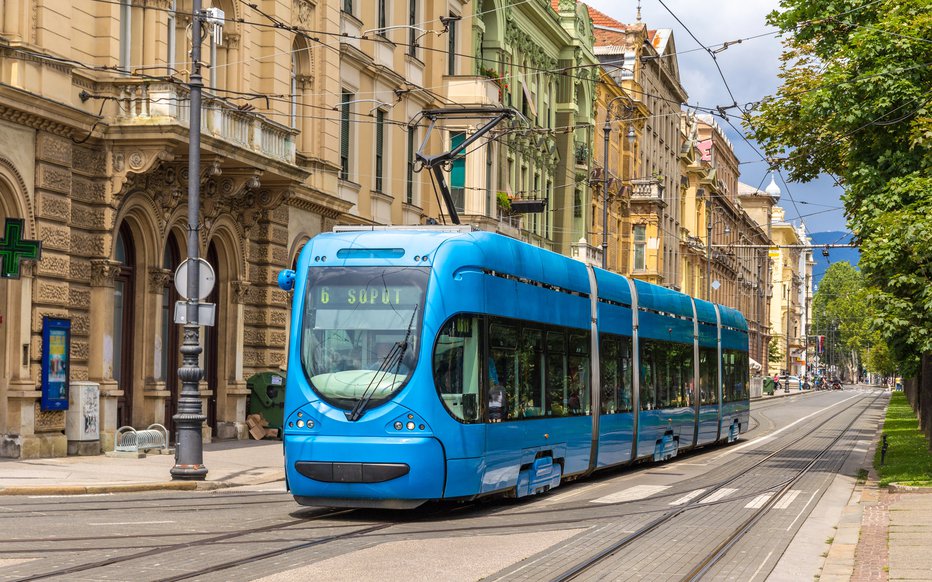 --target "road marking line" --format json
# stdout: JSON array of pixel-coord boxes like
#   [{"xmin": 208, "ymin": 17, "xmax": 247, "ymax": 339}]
[
  {"xmin": 787, "ymin": 489, "xmax": 820, "ymax": 531},
  {"xmin": 717, "ymin": 394, "xmax": 861, "ymax": 459},
  {"xmin": 774, "ymin": 489, "xmax": 802, "ymax": 509},
  {"xmin": 749, "ymin": 550, "xmax": 774, "ymax": 581},
  {"xmin": 591, "ymin": 484, "xmax": 670, "ymax": 504},
  {"xmin": 88, "ymin": 520, "xmax": 176, "ymax": 526},
  {"xmin": 670, "ymin": 489, "xmax": 707, "ymax": 505},
  {"xmin": 700, "ymin": 488, "xmax": 737, "ymax": 503},
  {"xmin": 745, "ymin": 493, "xmax": 774, "ymax": 509}
]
